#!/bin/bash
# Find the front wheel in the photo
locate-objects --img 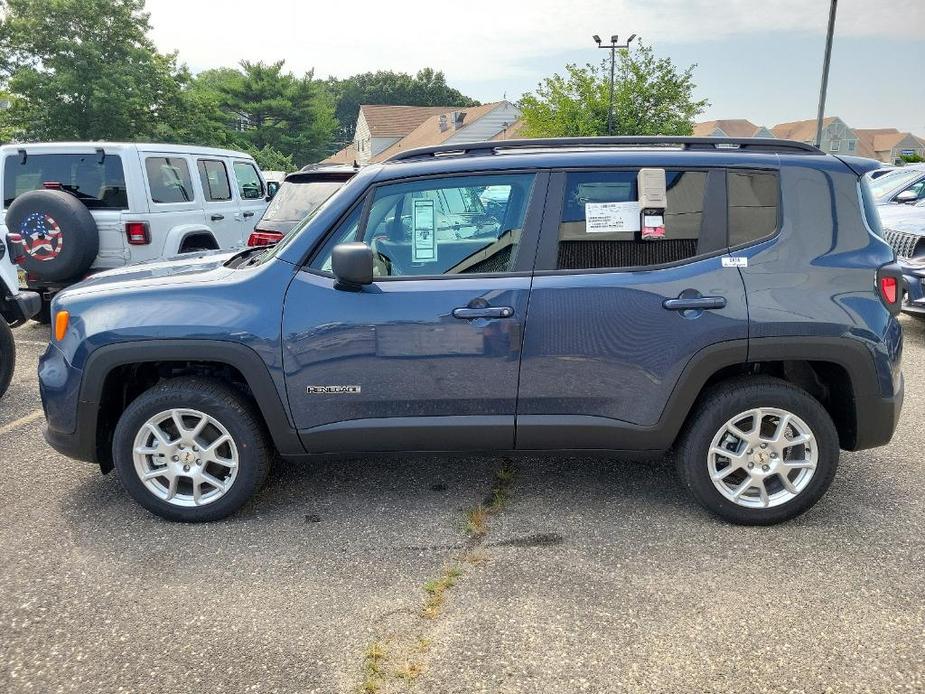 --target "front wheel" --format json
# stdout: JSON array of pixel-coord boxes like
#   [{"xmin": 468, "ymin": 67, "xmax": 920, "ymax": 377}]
[
  {"xmin": 676, "ymin": 377, "xmax": 839, "ymax": 525},
  {"xmin": 0, "ymin": 319, "xmax": 15, "ymax": 398},
  {"xmin": 112, "ymin": 378, "xmax": 270, "ymax": 522}
]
